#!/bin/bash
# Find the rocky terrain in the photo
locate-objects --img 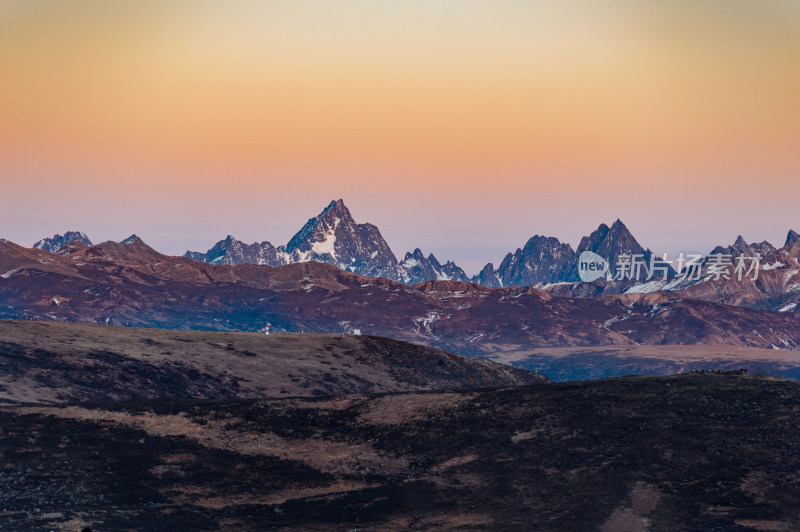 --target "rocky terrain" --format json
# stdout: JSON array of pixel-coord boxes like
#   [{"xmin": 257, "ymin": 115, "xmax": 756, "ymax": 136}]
[
  {"xmin": 398, "ymin": 248, "xmax": 470, "ymax": 285},
  {"xmin": 184, "ymin": 200, "xmax": 474, "ymax": 285},
  {"xmin": 0, "ymin": 320, "xmax": 544, "ymax": 404},
  {"xmin": 538, "ymin": 258, "xmax": 800, "ymax": 314},
  {"xmin": 32, "ymin": 231, "xmax": 92, "ymax": 254},
  {"xmin": 181, "ymin": 202, "xmax": 668, "ymax": 287},
  {"xmin": 178, "ymin": 201, "xmax": 800, "ymax": 311},
  {"xmin": 523, "ymin": 231, "xmax": 800, "ymax": 315},
  {"xmin": 1, "ymin": 371, "xmax": 799, "ymax": 530},
  {"xmin": 184, "ymin": 200, "xmax": 408, "ymax": 281},
  {"xmin": 32, "ymin": 202, "xmax": 800, "ymax": 312},
  {"xmin": 493, "ymin": 235, "xmax": 576, "ymax": 286},
  {"xmin": 3, "ymin": 238, "xmax": 800, "ymax": 356}
]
